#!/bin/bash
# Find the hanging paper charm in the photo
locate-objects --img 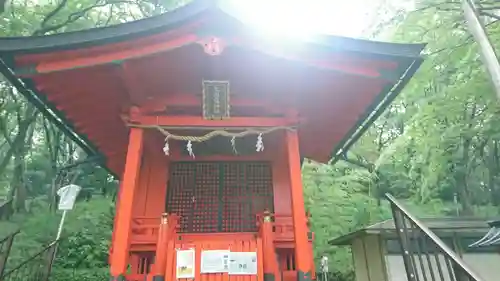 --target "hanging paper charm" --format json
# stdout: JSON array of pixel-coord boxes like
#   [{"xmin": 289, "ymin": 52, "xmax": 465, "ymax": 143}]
[
  {"xmin": 163, "ymin": 138, "xmax": 170, "ymax": 156},
  {"xmin": 231, "ymin": 136, "xmax": 238, "ymax": 154},
  {"xmin": 186, "ymin": 140, "xmax": 195, "ymax": 158},
  {"xmin": 256, "ymin": 133, "xmax": 264, "ymax": 152}
]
